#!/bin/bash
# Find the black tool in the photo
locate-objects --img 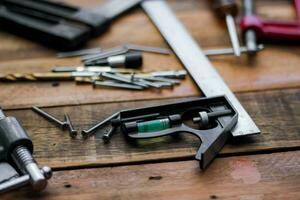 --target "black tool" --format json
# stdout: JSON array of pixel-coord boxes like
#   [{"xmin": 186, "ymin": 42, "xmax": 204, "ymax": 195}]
[
  {"xmin": 0, "ymin": 108, "xmax": 52, "ymax": 193},
  {"xmin": 0, "ymin": 0, "xmax": 144, "ymax": 50},
  {"xmin": 85, "ymin": 52, "xmax": 143, "ymax": 69},
  {"xmin": 97, "ymin": 96, "xmax": 238, "ymax": 169},
  {"xmin": 0, "ymin": 5, "xmax": 90, "ymax": 50}
]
